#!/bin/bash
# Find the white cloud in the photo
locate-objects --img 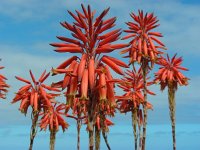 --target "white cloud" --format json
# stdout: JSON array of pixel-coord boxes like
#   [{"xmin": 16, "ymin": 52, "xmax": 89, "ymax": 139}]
[
  {"xmin": 0, "ymin": 0, "xmax": 66, "ymax": 21},
  {"xmin": 0, "ymin": 0, "xmax": 198, "ymax": 56}
]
